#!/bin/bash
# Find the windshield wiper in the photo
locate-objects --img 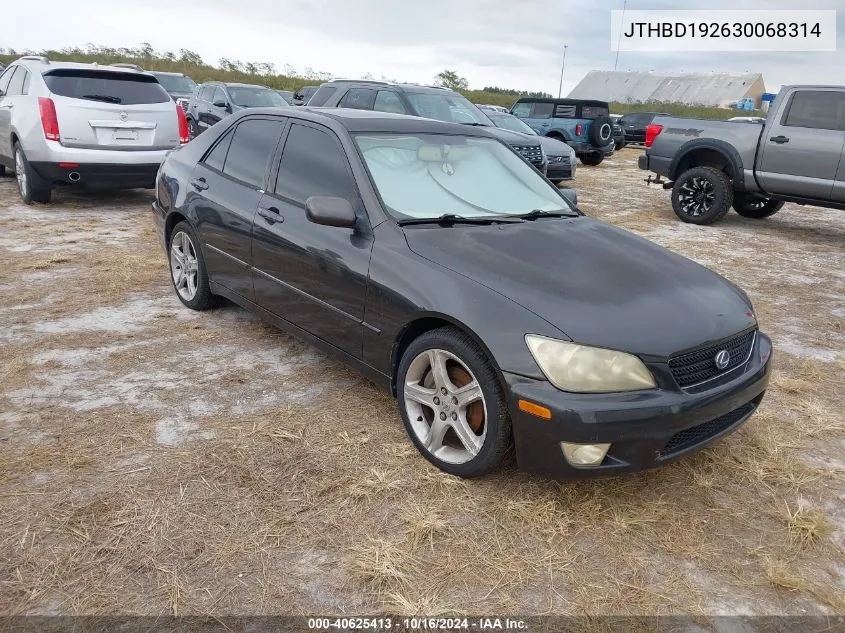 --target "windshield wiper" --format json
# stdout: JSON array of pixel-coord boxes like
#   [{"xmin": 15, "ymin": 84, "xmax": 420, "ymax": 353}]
[
  {"xmin": 397, "ymin": 213, "xmax": 521, "ymax": 226},
  {"xmin": 460, "ymin": 122, "xmax": 489, "ymax": 127},
  {"xmin": 514, "ymin": 208, "xmax": 580, "ymax": 220},
  {"xmin": 82, "ymin": 94, "xmax": 122, "ymax": 104}
]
